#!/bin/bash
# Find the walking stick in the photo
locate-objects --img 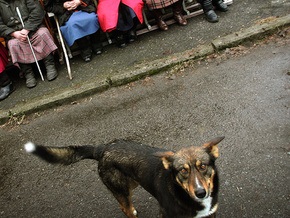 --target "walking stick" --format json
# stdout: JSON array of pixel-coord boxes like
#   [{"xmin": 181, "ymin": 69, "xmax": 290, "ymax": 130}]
[
  {"xmin": 16, "ymin": 7, "xmax": 44, "ymax": 81},
  {"xmin": 53, "ymin": 15, "xmax": 72, "ymax": 80}
]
